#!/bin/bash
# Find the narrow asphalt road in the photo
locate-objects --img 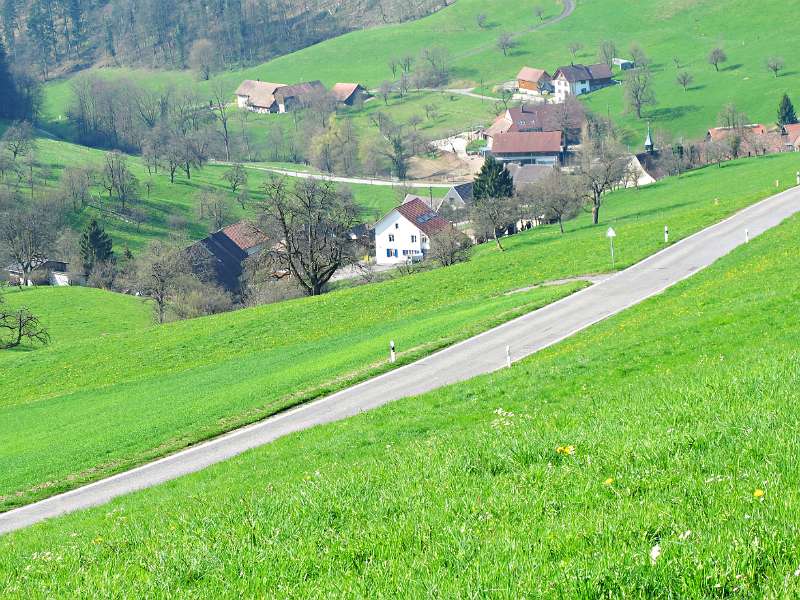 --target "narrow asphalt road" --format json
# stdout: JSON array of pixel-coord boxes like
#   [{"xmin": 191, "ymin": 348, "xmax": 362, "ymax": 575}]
[{"xmin": 2, "ymin": 185, "xmax": 799, "ymax": 535}]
